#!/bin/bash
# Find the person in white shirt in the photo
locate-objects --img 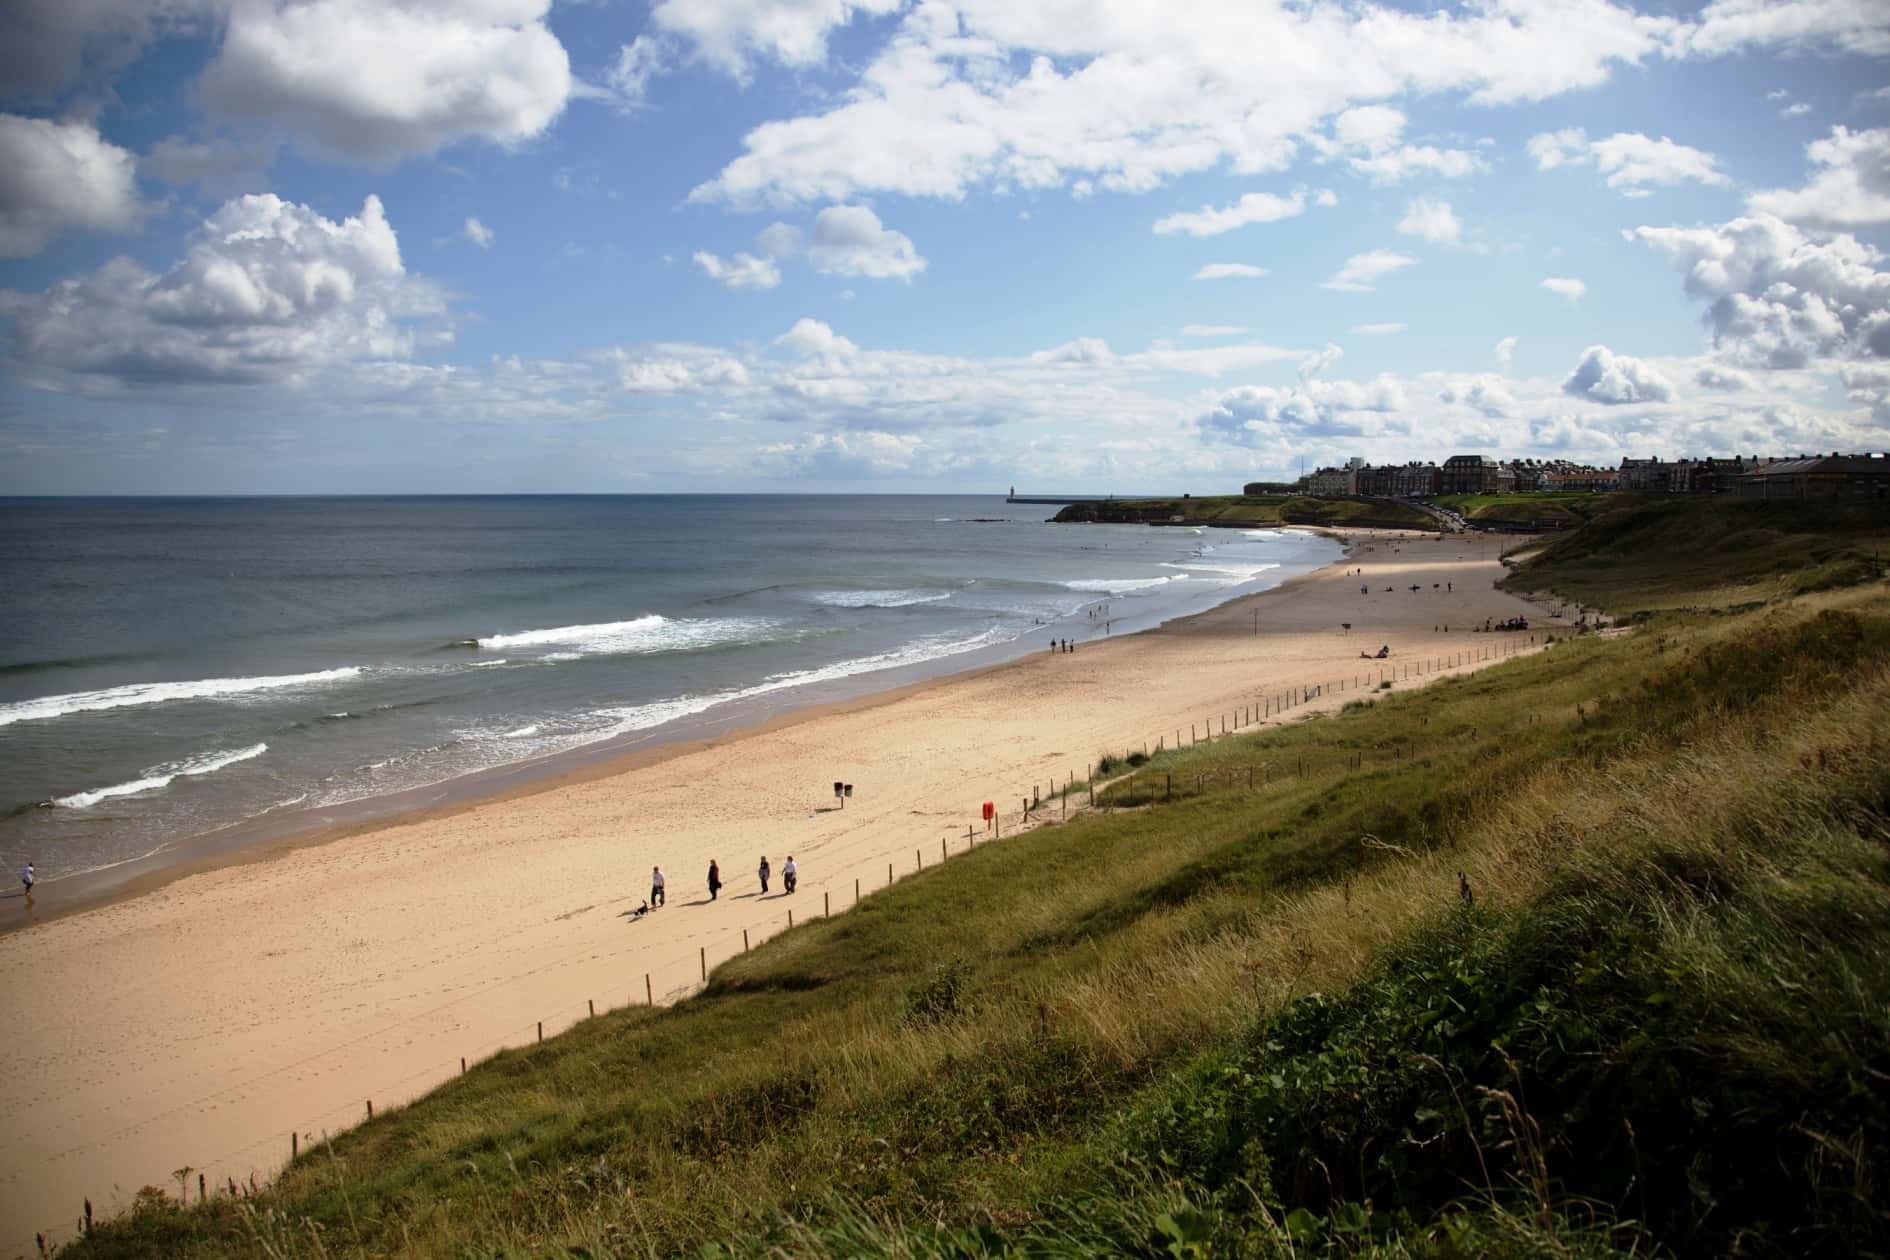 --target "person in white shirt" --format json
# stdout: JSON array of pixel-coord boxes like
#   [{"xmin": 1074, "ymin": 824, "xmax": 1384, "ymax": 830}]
[
  {"xmin": 20, "ymin": 863, "xmax": 33, "ymax": 903},
  {"xmin": 782, "ymin": 856, "xmax": 797, "ymax": 895},
  {"xmin": 650, "ymin": 865, "xmax": 666, "ymax": 907}
]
